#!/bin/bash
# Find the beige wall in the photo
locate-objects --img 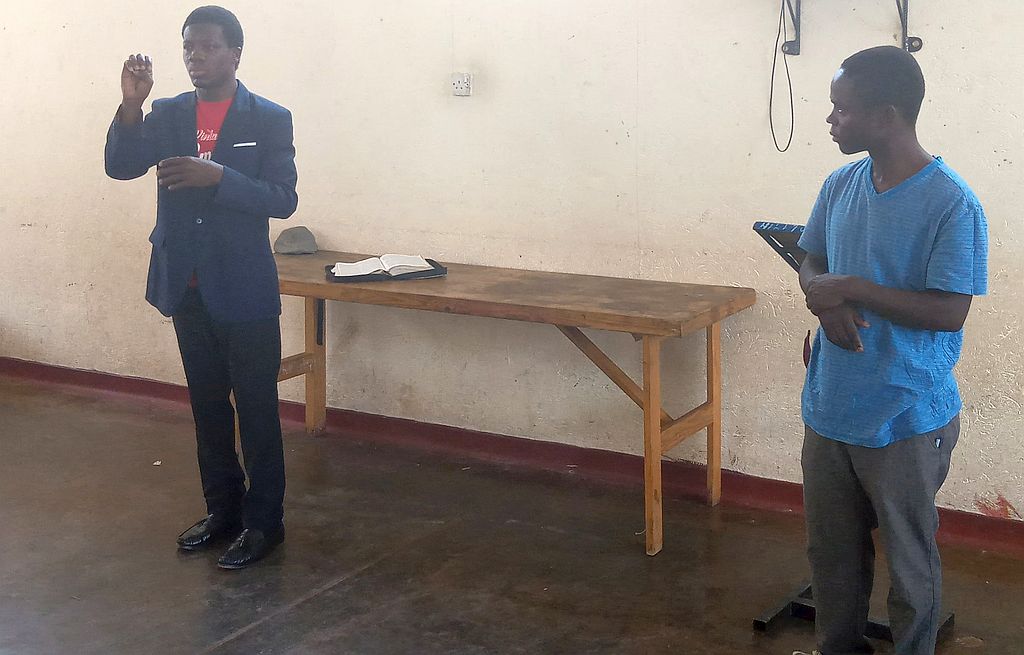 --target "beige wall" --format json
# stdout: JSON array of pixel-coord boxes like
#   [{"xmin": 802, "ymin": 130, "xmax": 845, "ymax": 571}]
[{"xmin": 2, "ymin": 1, "xmax": 1021, "ymax": 520}]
